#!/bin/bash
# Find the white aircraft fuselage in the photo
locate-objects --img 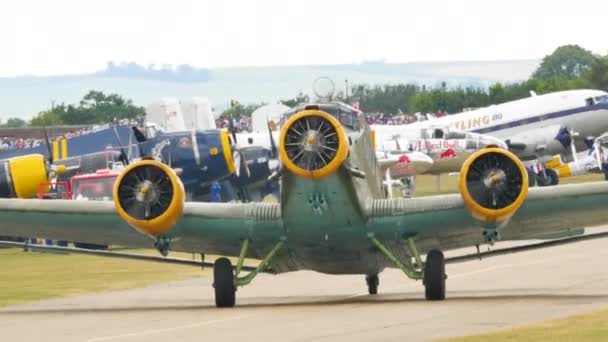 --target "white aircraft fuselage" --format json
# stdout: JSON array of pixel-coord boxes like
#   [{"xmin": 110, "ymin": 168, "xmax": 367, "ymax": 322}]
[{"xmin": 374, "ymin": 89, "xmax": 608, "ymax": 161}]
